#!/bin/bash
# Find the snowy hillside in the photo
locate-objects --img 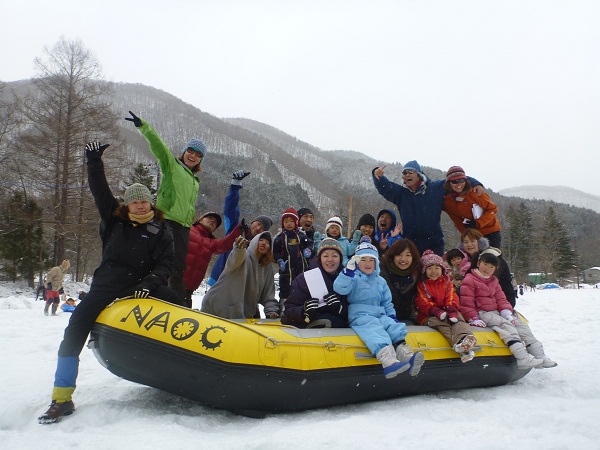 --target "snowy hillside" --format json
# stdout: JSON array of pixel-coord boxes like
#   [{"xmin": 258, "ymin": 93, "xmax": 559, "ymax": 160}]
[
  {"xmin": 1, "ymin": 282, "xmax": 598, "ymax": 449},
  {"xmin": 499, "ymin": 185, "xmax": 600, "ymax": 213}
]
